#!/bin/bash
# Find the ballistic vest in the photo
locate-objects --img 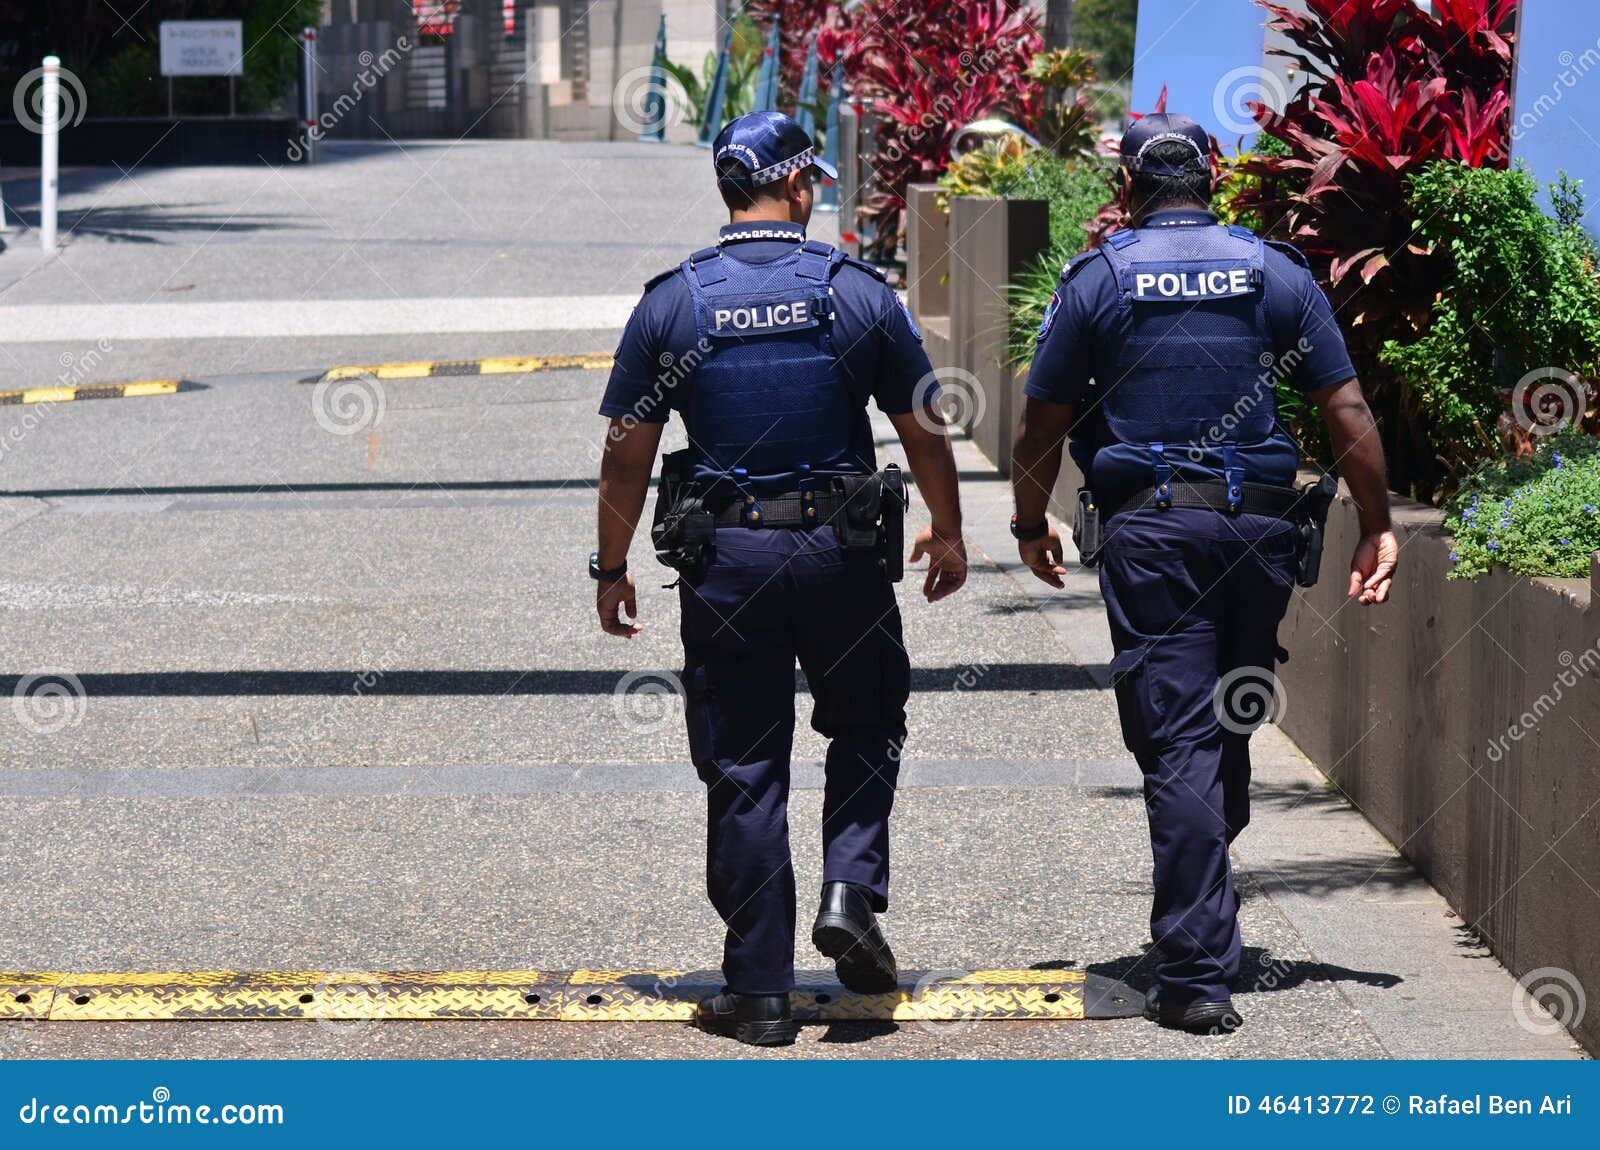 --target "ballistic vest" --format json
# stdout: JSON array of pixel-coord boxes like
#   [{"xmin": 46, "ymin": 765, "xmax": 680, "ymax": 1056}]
[
  {"xmin": 678, "ymin": 239, "xmax": 854, "ymax": 484},
  {"xmin": 1094, "ymin": 222, "xmax": 1277, "ymax": 501}
]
